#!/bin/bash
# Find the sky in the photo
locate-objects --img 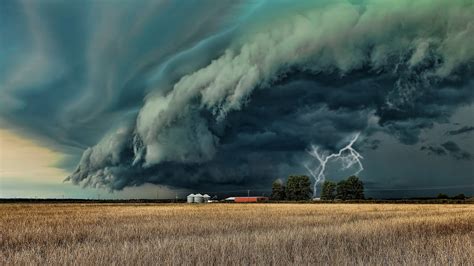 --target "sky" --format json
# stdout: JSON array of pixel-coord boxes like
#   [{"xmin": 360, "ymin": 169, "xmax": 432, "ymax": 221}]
[{"xmin": 1, "ymin": 0, "xmax": 473, "ymax": 199}]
